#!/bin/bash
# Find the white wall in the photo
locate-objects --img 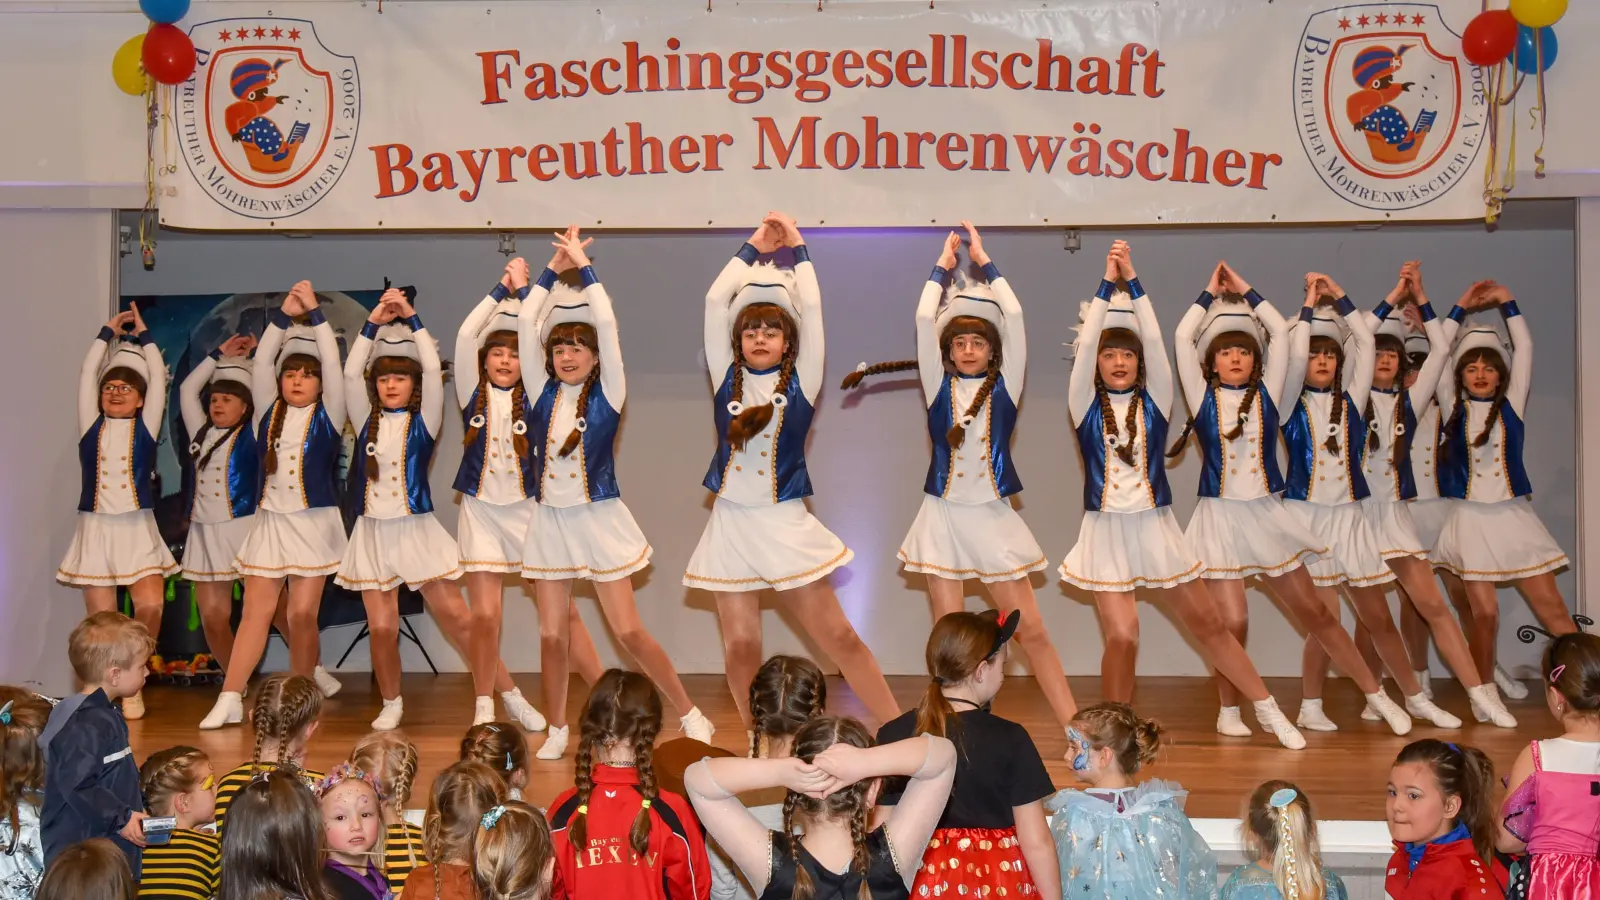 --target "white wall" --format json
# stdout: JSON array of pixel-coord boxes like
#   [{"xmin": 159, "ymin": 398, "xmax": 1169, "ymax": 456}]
[
  {"xmin": 116, "ymin": 203, "xmax": 1579, "ymax": 678},
  {"xmin": 0, "ymin": 211, "xmax": 120, "ymax": 695}
]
